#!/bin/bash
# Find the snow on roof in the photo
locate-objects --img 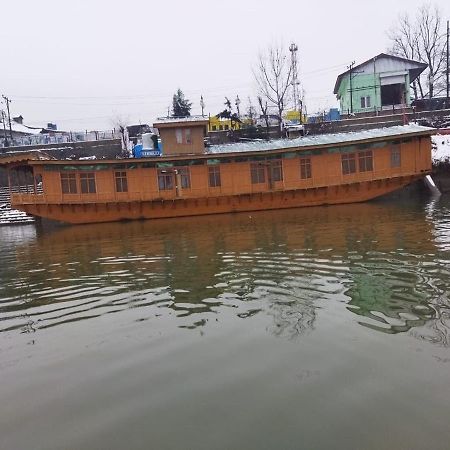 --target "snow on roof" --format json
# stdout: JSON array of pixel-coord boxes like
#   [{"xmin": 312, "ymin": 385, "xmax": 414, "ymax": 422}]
[
  {"xmin": 334, "ymin": 53, "xmax": 427, "ymax": 94},
  {"xmin": 154, "ymin": 116, "xmax": 209, "ymax": 125},
  {"xmin": 208, "ymin": 124, "xmax": 435, "ymax": 155},
  {"xmin": 1, "ymin": 121, "xmax": 43, "ymax": 135}
]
